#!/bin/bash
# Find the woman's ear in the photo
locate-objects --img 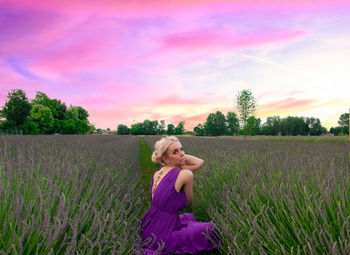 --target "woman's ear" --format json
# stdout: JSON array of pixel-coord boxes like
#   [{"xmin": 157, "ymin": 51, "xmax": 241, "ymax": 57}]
[{"xmin": 161, "ymin": 155, "xmax": 168, "ymax": 165}]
